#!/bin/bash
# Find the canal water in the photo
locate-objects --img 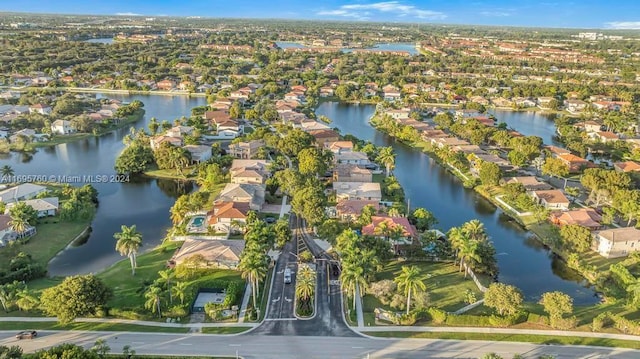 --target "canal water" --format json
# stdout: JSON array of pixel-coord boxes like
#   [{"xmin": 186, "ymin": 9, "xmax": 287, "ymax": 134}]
[
  {"xmin": 0, "ymin": 94, "xmax": 206, "ymax": 276},
  {"xmin": 316, "ymin": 102, "xmax": 597, "ymax": 304}
]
